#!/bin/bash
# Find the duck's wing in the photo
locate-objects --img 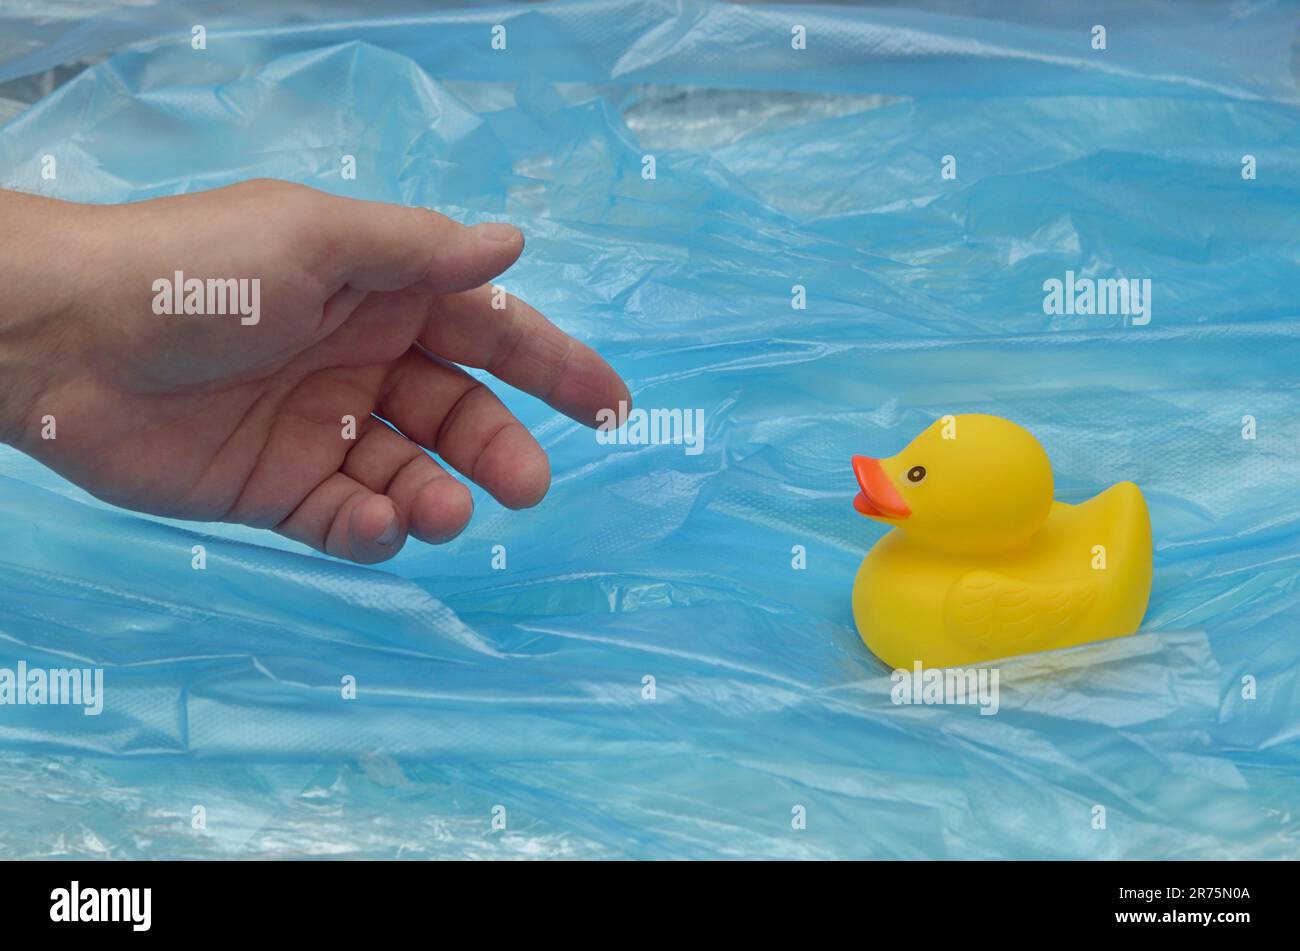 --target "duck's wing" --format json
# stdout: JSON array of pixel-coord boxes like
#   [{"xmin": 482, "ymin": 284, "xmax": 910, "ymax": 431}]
[{"xmin": 944, "ymin": 571, "xmax": 1097, "ymax": 654}]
